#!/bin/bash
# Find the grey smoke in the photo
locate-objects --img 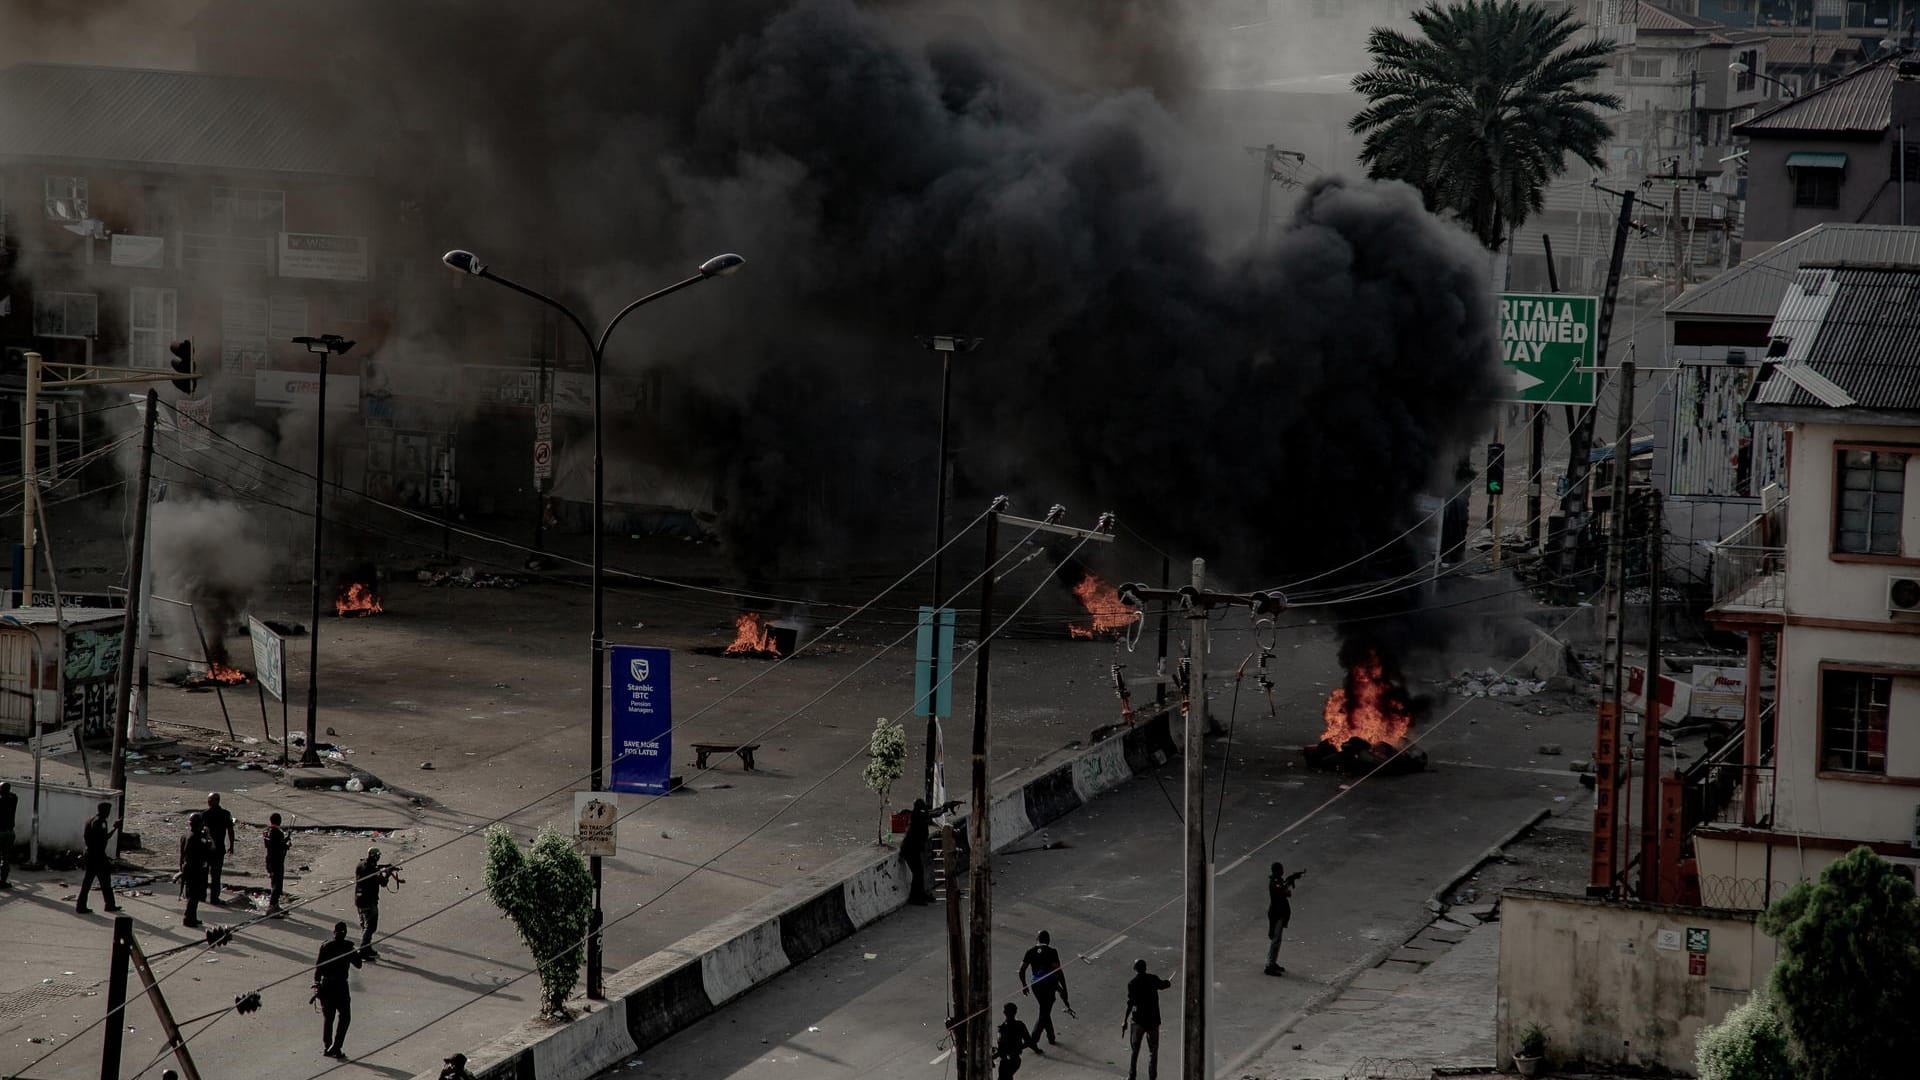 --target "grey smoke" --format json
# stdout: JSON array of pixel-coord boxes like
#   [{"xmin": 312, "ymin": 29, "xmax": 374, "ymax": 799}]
[{"xmin": 150, "ymin": 496, "xmax": 272, "ymax": 665}]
